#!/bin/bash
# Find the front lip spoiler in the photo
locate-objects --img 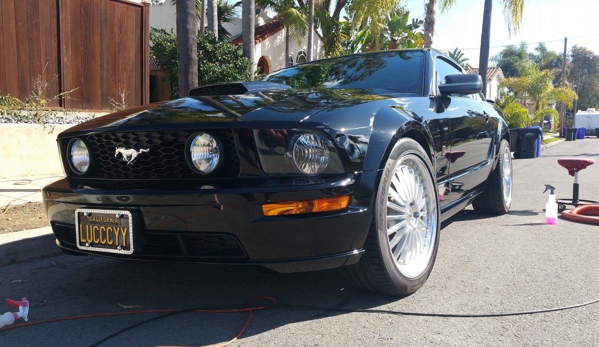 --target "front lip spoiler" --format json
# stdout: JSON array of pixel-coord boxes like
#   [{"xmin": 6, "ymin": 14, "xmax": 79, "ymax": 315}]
[{"xmin": 55, "ymin": 239, "xmax": 364, "ymax": 273}]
